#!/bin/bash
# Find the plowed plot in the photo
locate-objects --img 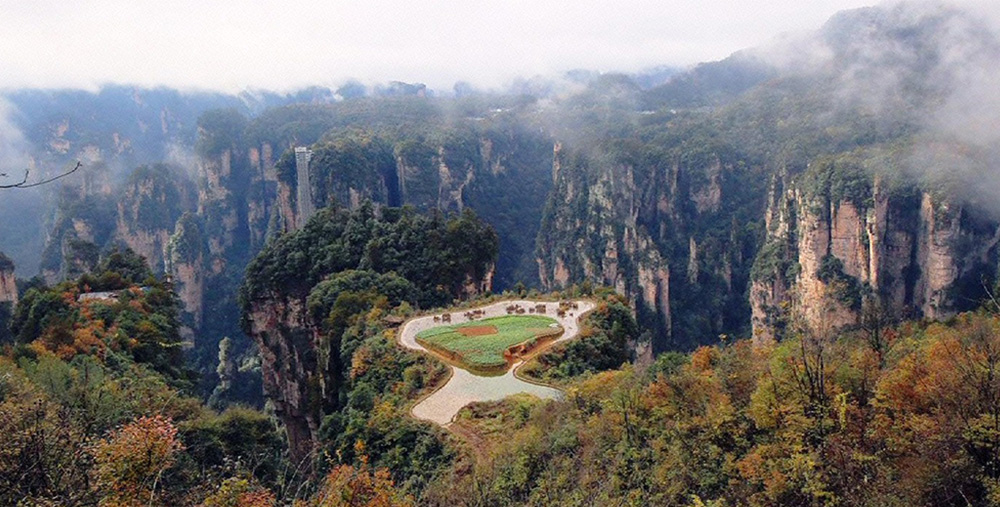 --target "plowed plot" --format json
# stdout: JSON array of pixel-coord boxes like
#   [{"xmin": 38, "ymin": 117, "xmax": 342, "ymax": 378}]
[
  {"xmin": 417, "ymin": 315, "xmax": 562, "ymax": 372},
  {"xmin": 457, "ymin": 326, "xmax": 498, "ymax": 336}
]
